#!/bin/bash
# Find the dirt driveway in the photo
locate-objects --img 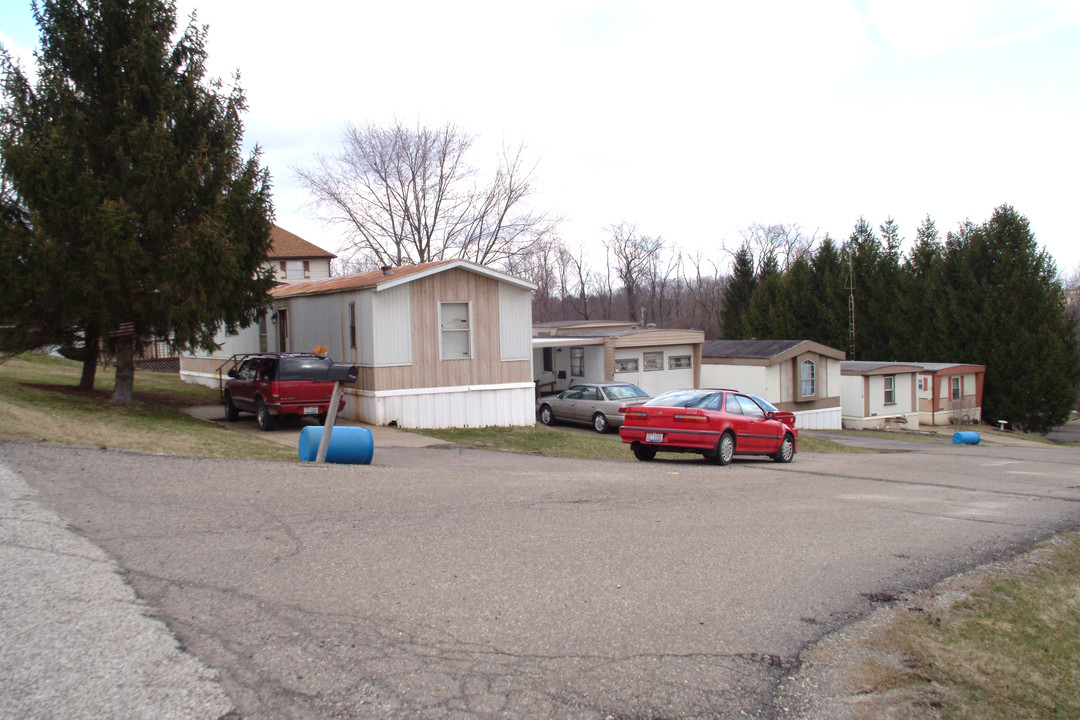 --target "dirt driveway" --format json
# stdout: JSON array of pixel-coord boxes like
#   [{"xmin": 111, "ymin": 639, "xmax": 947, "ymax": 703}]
[{"xmin": 4, "ymin": 439, "xmax": 1080, "ymax": 719}]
